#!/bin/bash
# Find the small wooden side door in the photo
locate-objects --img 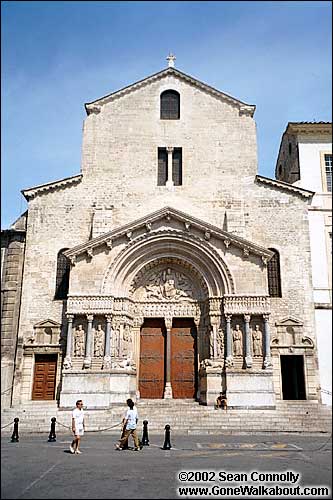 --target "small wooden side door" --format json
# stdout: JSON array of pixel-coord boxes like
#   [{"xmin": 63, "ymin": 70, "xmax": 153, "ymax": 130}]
[
  {"xmin": 171, "ymin": 318, "xmax": 197, "ymax": 399},
  {"xmin": 32, "ymin": 354, "xmax": 57, "ymax": 400},
  {"xmin": 139, "ymin": 319, "xmax": 166, "ymax": 399}
]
